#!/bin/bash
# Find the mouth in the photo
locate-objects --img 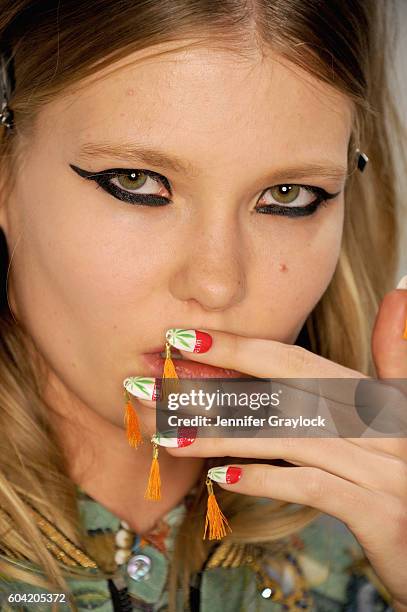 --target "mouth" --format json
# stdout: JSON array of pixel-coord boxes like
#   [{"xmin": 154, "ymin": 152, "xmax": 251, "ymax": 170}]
[
  {"xmin": 142, "ymin": 351, "xmax": 250, "ymax": 379},
  {"xmin": 159, "ymin": 348, "xmax": 183, "ymax": 359}
]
